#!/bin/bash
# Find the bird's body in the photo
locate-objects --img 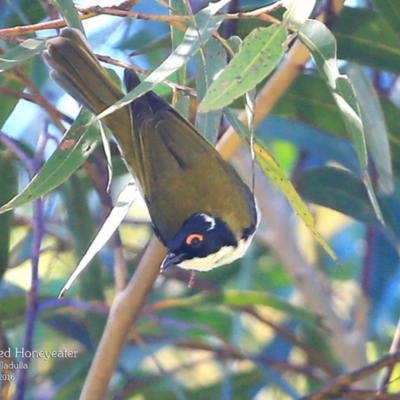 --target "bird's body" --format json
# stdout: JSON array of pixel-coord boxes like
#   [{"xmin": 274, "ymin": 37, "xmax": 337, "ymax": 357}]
[{"xmin": 44, "ymin": 28, "xmax": 258, "ymax": 271}]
